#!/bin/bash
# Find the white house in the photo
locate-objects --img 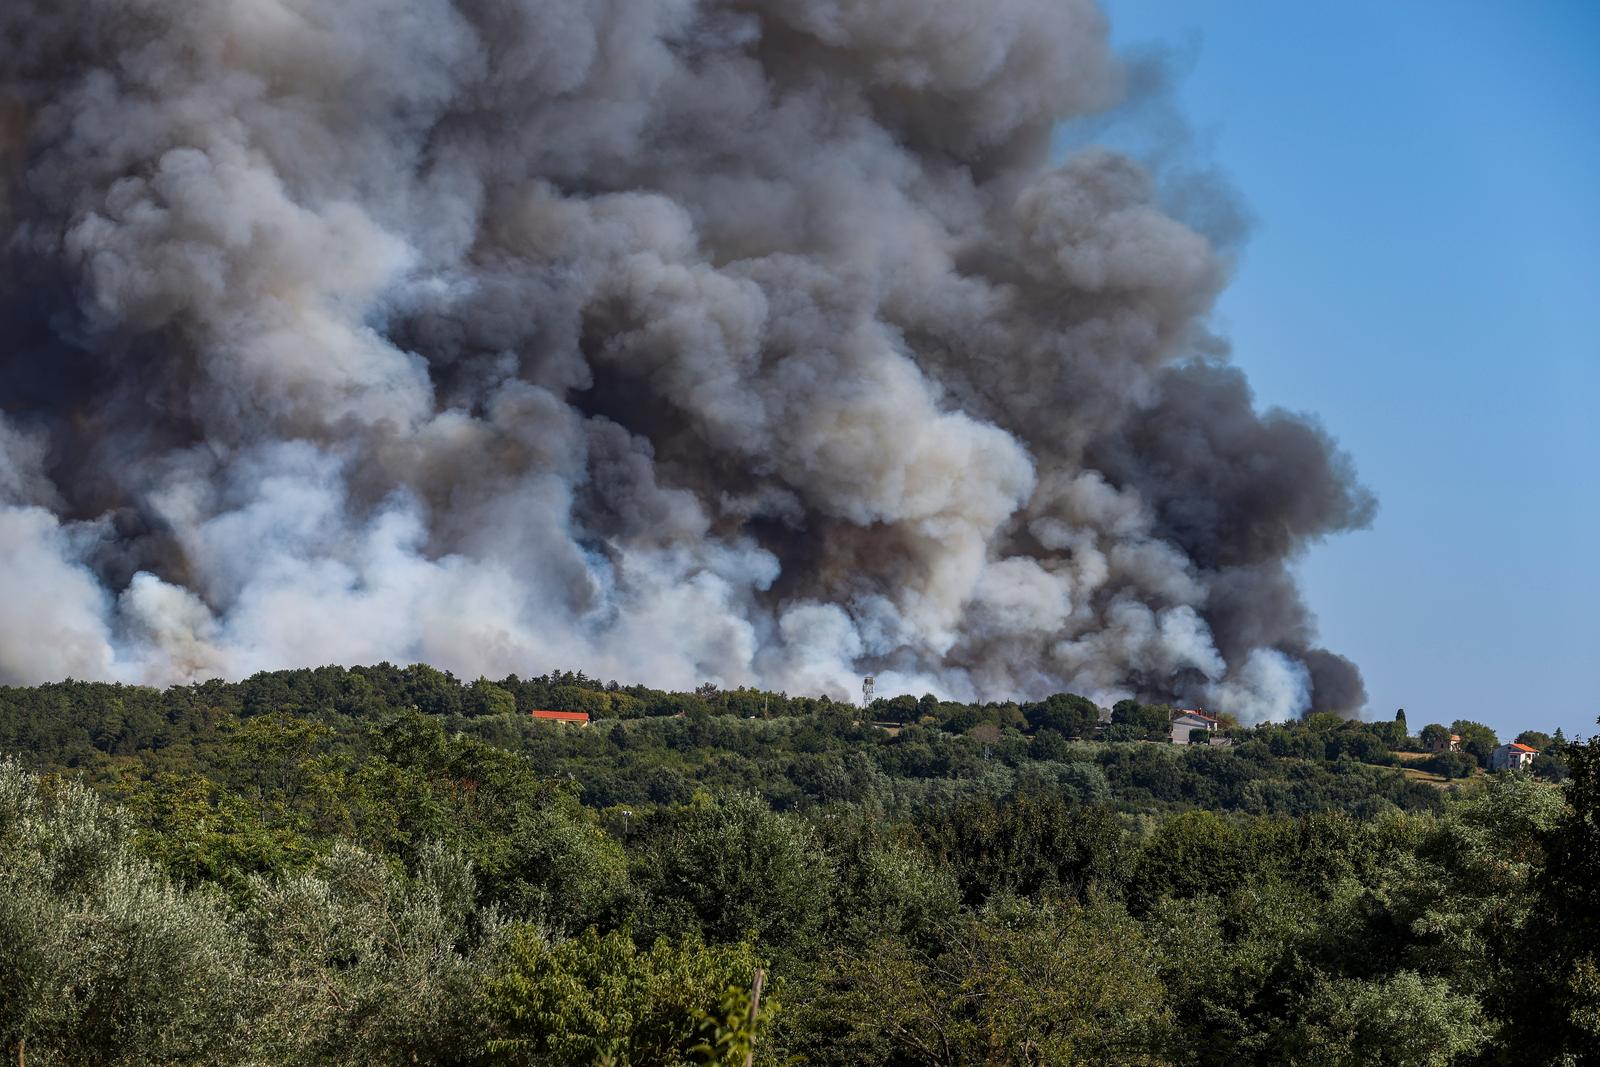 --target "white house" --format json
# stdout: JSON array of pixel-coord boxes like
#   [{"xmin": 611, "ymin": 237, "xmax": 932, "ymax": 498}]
[
  {"xmin": 1489, "ymin": 742, "xmax": 1538, "ymax": 772},
  {"xmin": 1170, "ymin": 709, "xmax": 1221, "ymax": 745}
]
